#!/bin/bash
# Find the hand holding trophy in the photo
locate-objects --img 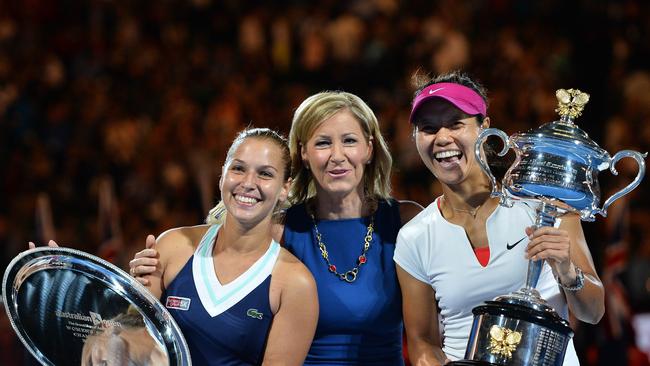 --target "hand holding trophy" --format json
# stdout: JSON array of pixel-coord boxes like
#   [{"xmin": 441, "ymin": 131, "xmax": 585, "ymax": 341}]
[{"xmin": 452, "ymin": 89, "xmax": 646, "ymax": 366}]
